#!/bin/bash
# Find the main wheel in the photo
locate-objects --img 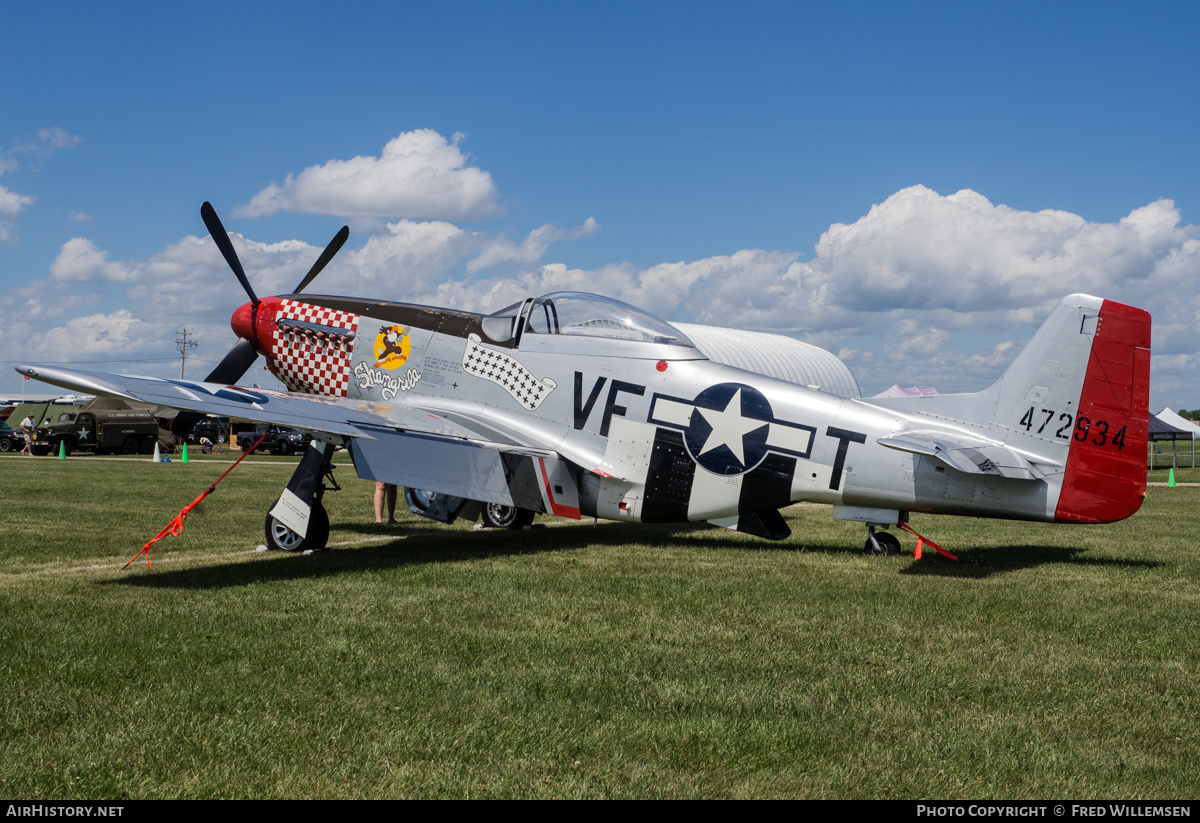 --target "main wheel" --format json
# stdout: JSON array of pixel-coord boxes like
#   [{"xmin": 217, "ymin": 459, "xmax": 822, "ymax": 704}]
[
  {"xmin": 481, "ymin": 503, "xmax": 534, "ymax": 530},
  {"xmin": 264, "ymin": 499, "xmax": 330, "ymax": 552}
]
